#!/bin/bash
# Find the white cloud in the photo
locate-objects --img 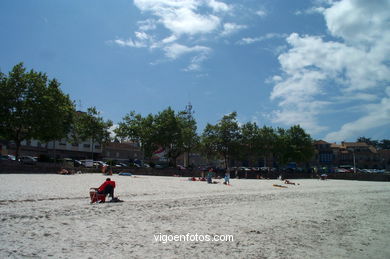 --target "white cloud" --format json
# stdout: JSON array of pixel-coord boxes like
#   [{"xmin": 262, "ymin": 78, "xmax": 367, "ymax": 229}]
[
  {"xmin": 112, "ymin": 0, "xmax": 233, "ymax": 71},
  {"xmin": 137, "ymin": 19, "xmax": 157, "ymax": 31},
  {"xmin": 324, "ymin": 0, "xmax": 390, "ymax": 45},
  {"xmin": 184, "ymin": 51, "xmax": 210, "ymax": 71},
  {"xmin": 269, "ymin": 0, "xmax": 390, "ymax": 140},
  {"xmin": 220, "ymin": 23, "xmax": 247, "ymax": 37},
  {"xmin": 255, "ymin": 9, "xmax": 267, "ymax": 17},
  {"xmin": 163, "ymin": 43, "xmax": 211, "ymax": 60},
  {"xmin": 133, "ymin": 0, "xmax": 226, "ymax": 36},
  {"xmin": 239, "ymin": 33, "xmax": 286, "ymax": 45},
  {"xmin": 113, "ymin": 31, "xmax": 154, "ymax": 48},
  {"xmin": 325, "ymin": 91, "xmax": 390, "ymax": 141},
  {"xmin": 207, "ymin": 0, "xmax": 231, "ymax": 12},
  {"xmin": 113, "ymin": 38, "xmax": 147, "ymax": 48}
]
